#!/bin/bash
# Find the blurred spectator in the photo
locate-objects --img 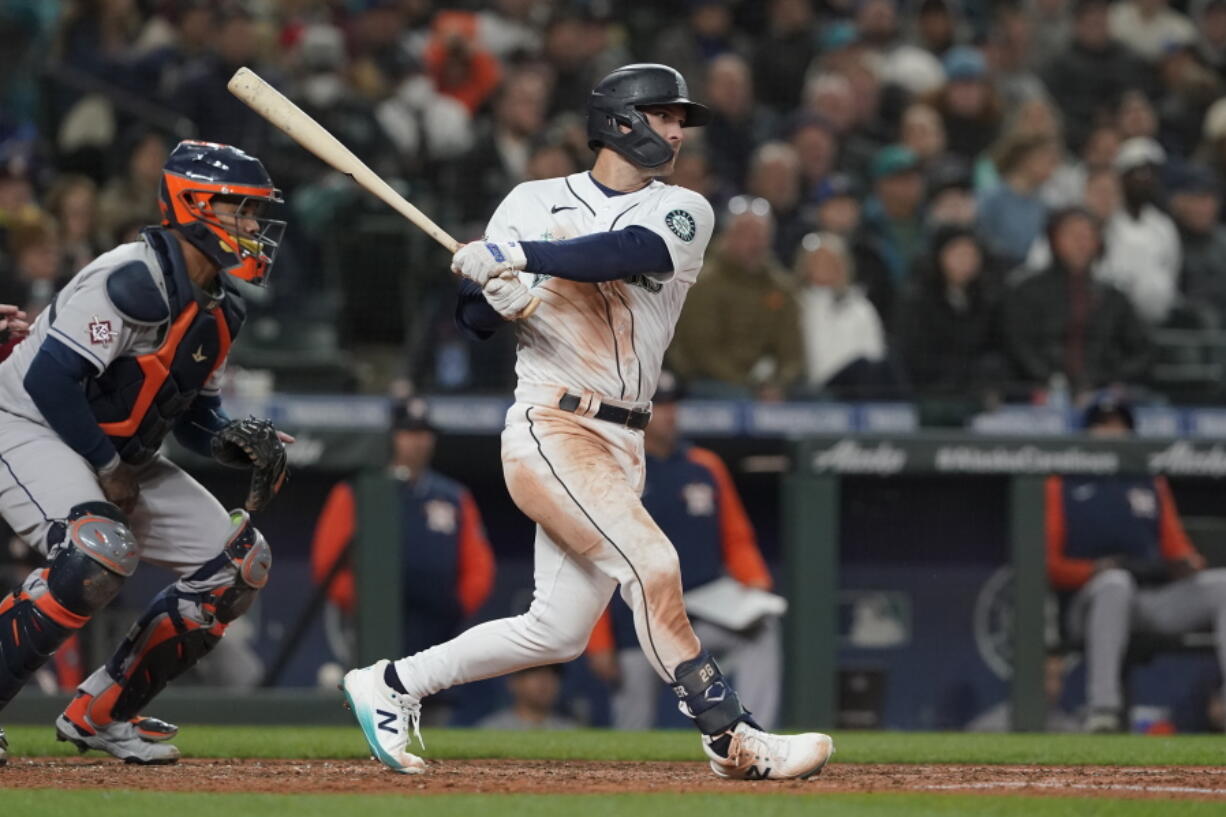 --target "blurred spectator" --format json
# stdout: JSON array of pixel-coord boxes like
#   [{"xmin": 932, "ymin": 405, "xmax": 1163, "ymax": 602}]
[
  {"xmin": 1003, "ymin": 208, "xmax": 1153, "ymax": 394},
  {"xmin": 670, "ymin": 204, "xmax": 804, "ymax": 398},
  {"xmin": 423, "ymin": 11, "xmax": 502, "ymax": 115},
  {"xmin": 1155, "ymin": 45, "xmax": 1221, "ymax": 158},
  {"xmin": 703, "ymin": 54, "xmax": 778, "ymax": 191},
  {"xmin": 1194, "ymin": 0, "xmax": 1226, "ymax": 74},
  {"xmin": 311, "ymin": 398, "xmax": 495, "ymax": 662},
  {"xmin": 909, "ymin": 0, "xmax": 965, "ymax": 58},
  {"xmin": 1028, "ymin": 0, "xmax": 1074, "ymax": 68},
  {"xmin": 794, "ymin": 232, "xmax": 890, "ymax": 394},
  {"xmin": 1044, "ymin": 124, "xmax": 1121, "ymax": 208},
  {"xmin": 44, "ymin": 174, "xmax": 100, "ymax": 276},
  {"xmin": 451, "ymin": 69, "xmax": 550, "ymax": 228},
  {"xmin": 97, "ymin": 128, "xmax": 167, "ymax": 244},
  {"xmin": 976, "ymin": 133, "xmax": 1060, "ymax": 268},
  {"xmin": 477, "ymin": 665, "xmax": 577, "ymax": 729},
  {"xmin": 972, "ymin": 95, "xmax": 1064, "ymax": 190},
  {"xmin": 813, "ymin": 174, "xmax": 896, "ymax": 325},
  {"xmin": 1048, "ymin": 393, "xmax": 1226, "ymax": 732},
  {"xmin": 1108, "ymin": 0, "xmax": 1195, "ymax": 64},
  {"xmin": 931, "ymin": 46, "xmax": 1002, "ymax": 162},
  {"xmin": 862, "ymin": 145, "xmax": 927, "ymax": 286},
  {"xmin": 52, "ymin": 0, "xmax": 140, "ymax": 85},
  {"xmin": 476, "ymin": 0, "xmax": 544, "ymax": 62},
  {"xmin": 966, "ymin": 653, "xmax": 1081, "ymax": 732},
  {"xmin": 897, "ymin": 225, "xmax": 1002, "ymax": 395},
  {"xmin": 653, "ymin": 0, "xmax": 750, "ymax": 101},
  {"xmin": 543, "ymin": 12, "xmax": 601, "ymax": 116},
  {"xmin": 1115, "ymin": 88, "xmax": 1160, "ymax": 143},
  {"xmin": 375, "ymin": 48, "xmax": 475, "ymax": 173},
  {"xmin": 752, "ymin": 0, "xmax": 818, "ymax": 113},
  {"xmin": 1029, "ymin": 164, "xmax": 1121, "ymax": 270},
  {"xmin": 587, "ymin": 372, "xmax": 781, "ymax": 729},
  {"xmin": 900, "ymin": 102, "xmax": 951, "ymax": 170},
  {"xmin": 1170, "ymin": 164, "xmax": 1226, "ymax": 324},
  {"xmin": 746, "ymin": 142, "xmax": 811, "ymax": 266},
  {"xmin": 1041, "ymin": 0, "xmax": 1151, "ymax": 151},
  {"xmin": 859, "ymin": 0, "xmax": 944, "ymax": 95},
  {"xmin": 128, "ymin": 0, "xmax": 215, "ymax": 105},
  {"xmin": 525, "ymin": 141, "xmax": 579, "ymax": 183},
  {"xmin": 1101, "ymin": 138, "xmax": 1181, "ymax": 325},
  {"xmin": 986, "ymin": 1, "xmax": 1049, "ymax": 107},
  {"xmin": 925, "ymin": 157, "xmax": 978, "ymax": 229},
  {"xmin": 0, "ymin": 210, "xmax": 63, "ymax": 318},
  {"xmin": 790, "ymin": 115, "xmax": 839, "ymax": 206},
  {"xmin": 1197, "ymin": 96, "xmax": 1226, "ymax": 190}
]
